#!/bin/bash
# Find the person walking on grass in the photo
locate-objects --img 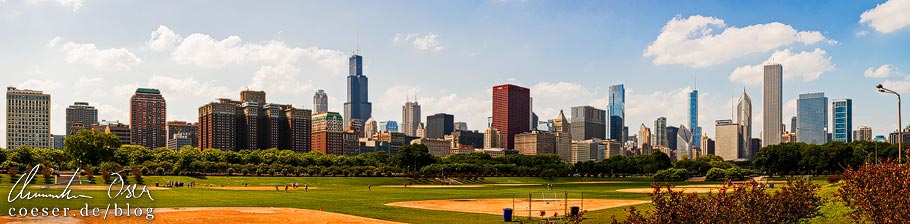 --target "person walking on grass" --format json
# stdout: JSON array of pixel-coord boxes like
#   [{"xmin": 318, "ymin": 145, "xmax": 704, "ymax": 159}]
[
  {"xmin": 285, "ymin": 184, "xmax": 289, "ymax": 192},
  {"xmin": 305, "ymin": 184, "xmax": 308, "ymax": 192},
  {"xmin": 368, "ymin": 184, "xmax": 372, "ymax": 191},
  {"xmin": 275, "ymin": 184, "xmax": 279, "ymax": 191}
]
